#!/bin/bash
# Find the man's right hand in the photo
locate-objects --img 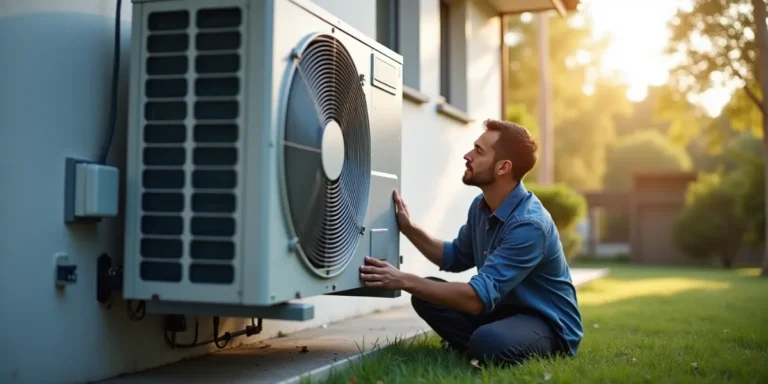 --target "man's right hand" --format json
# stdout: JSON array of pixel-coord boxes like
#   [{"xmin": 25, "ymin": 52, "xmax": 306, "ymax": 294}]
[{"xmin": 393, "ymin": 190, "xmax": 413, "ymax": 233}]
